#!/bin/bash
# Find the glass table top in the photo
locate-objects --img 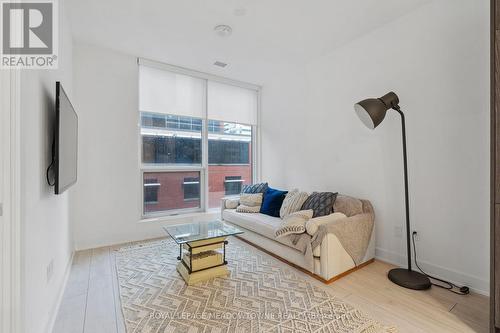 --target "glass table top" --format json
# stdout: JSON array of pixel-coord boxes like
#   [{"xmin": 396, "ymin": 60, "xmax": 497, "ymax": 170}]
[{"xmin": 163, "ymin": 221, "xmax": 243, "ymax": 244}]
